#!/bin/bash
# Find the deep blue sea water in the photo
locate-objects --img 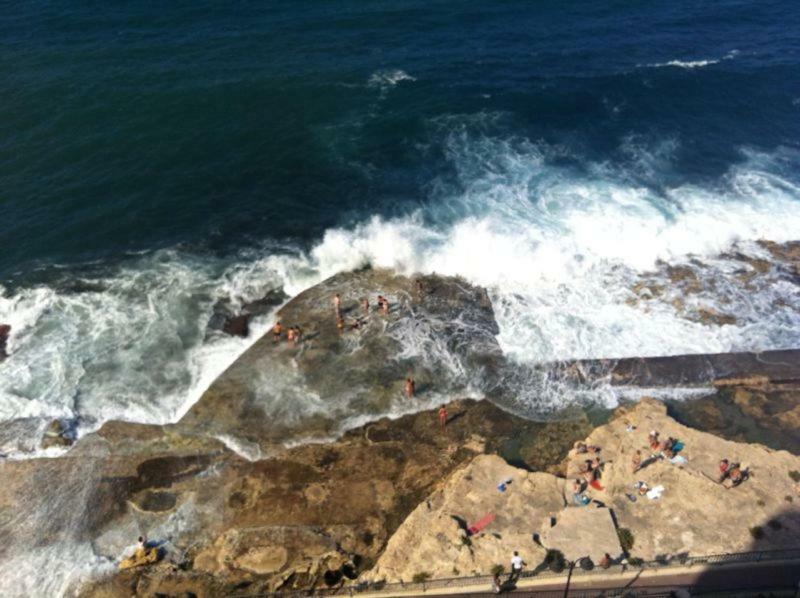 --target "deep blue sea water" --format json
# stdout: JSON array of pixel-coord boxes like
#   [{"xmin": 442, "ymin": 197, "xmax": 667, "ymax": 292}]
[
  {"xmin": 3, "ymin": 1, "xmax": 798, "ymax": 278},
  {"xmin": 1, "ymin": 0, "xmax": 800, "ymax": 449}
]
